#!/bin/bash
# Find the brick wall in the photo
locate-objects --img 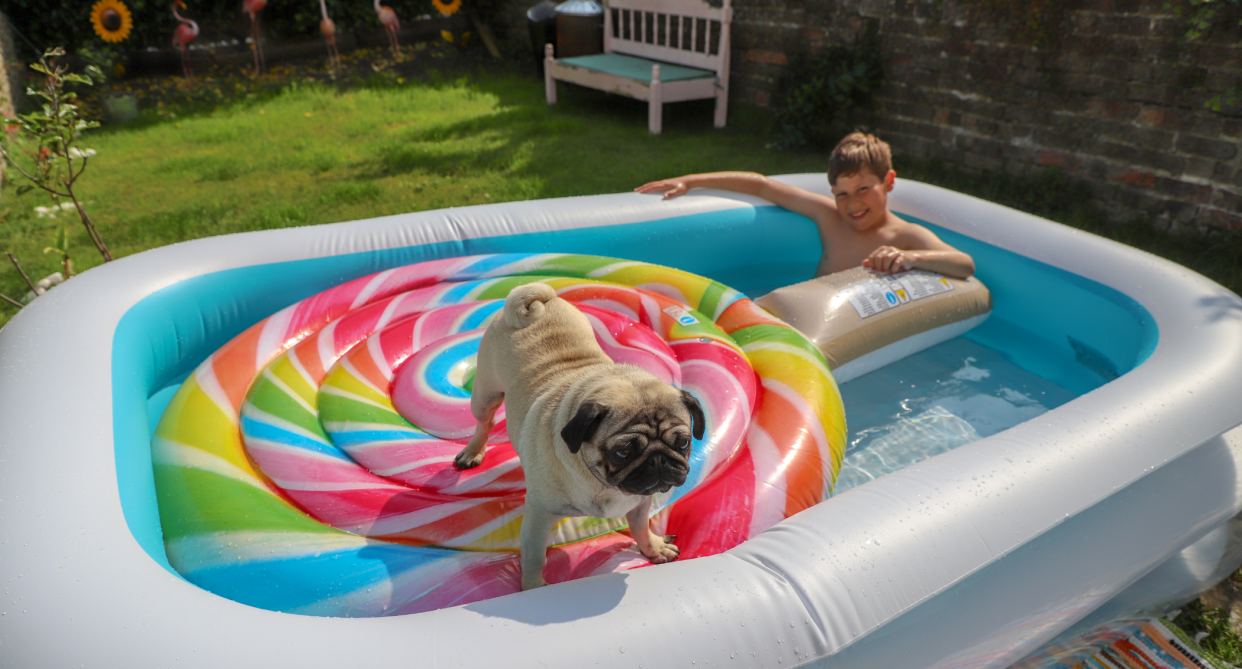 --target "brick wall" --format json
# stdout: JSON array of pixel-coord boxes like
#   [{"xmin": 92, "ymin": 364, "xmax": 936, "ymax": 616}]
[{"xmin": 730, "ymin": 0, "xmax": 1241, "ymax": 229}]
